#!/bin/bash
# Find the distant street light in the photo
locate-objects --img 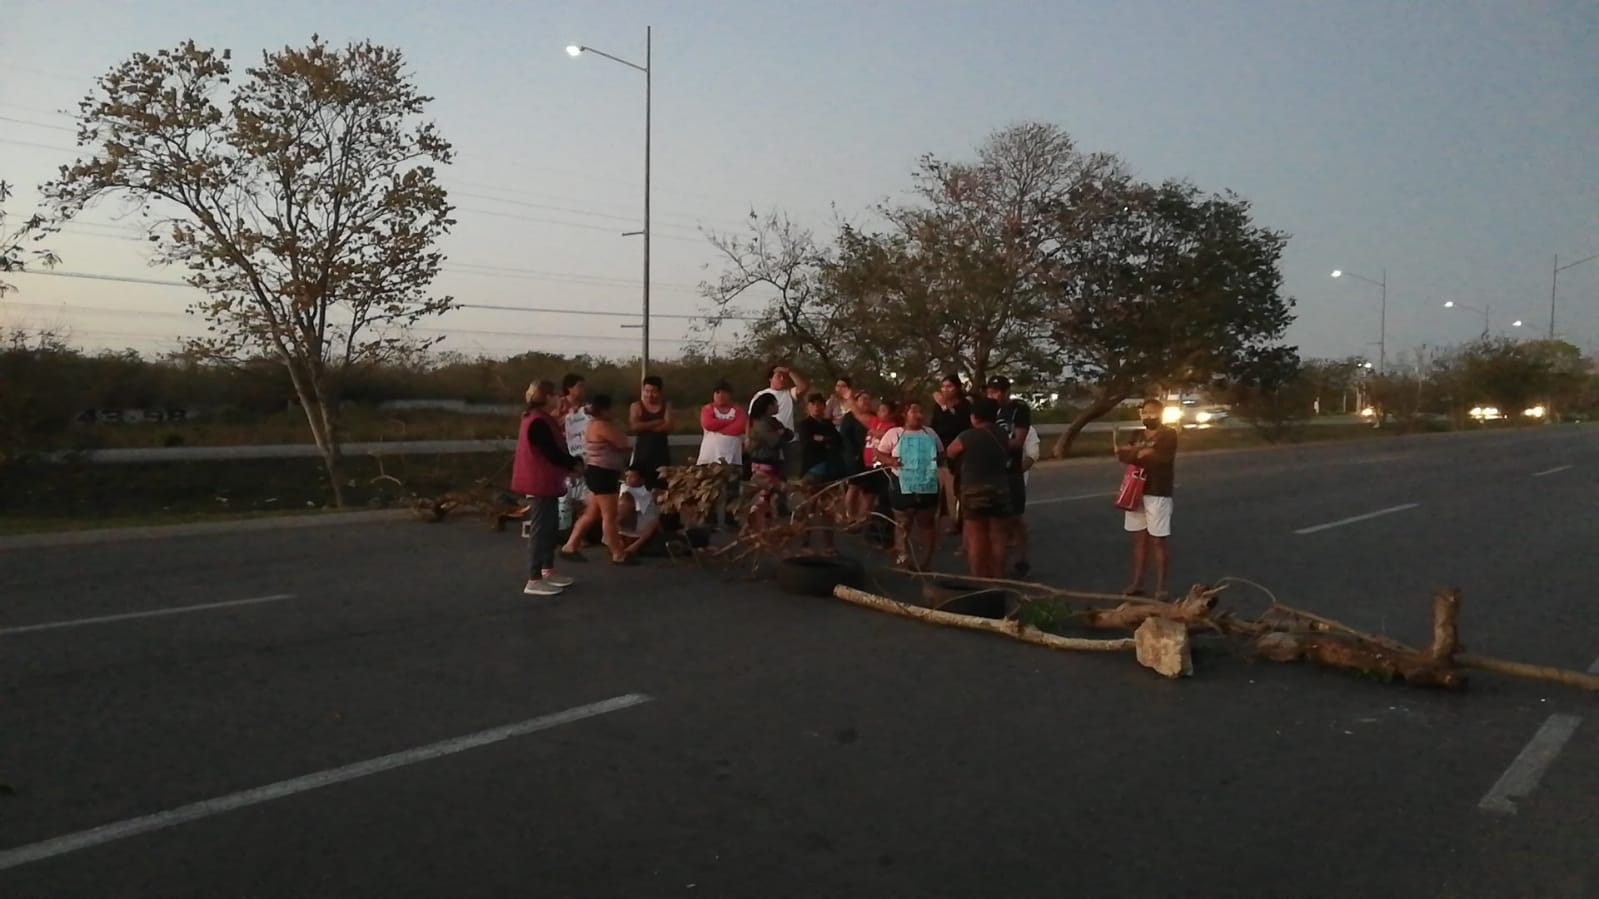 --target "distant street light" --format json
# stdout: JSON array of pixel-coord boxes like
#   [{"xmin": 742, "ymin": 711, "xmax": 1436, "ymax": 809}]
[
  {"xmin": 1442, "ymin": 299, "xmax": 1506, "ymax": 338},
  {"xmin": 1331, "ymin": 268, "xmax": 1387, "ymax": 374},
  {"xmin": 1550, "ymin": 253, "xmax": 1599, "ymax": 341},
  {"xmin": 566, "ymin": 28, "xmax": 653, "ymax": 379}
]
